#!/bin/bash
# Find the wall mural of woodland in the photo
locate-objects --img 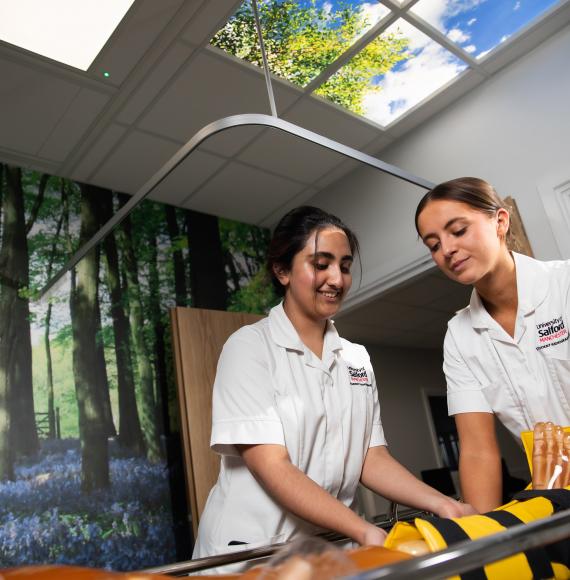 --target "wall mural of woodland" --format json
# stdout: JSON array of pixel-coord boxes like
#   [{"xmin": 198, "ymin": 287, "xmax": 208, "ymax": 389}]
[{"xmin": 0, "ymin": 163, "xmax": 276, "ymax": 570}]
